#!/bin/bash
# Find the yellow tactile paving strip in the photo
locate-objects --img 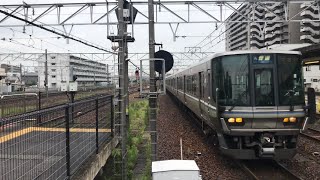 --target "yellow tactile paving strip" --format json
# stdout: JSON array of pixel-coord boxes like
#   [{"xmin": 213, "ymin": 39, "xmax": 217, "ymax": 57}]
[{"xmin": 0, "ymin": 127, "xmax": 111, "ymax": 143}]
